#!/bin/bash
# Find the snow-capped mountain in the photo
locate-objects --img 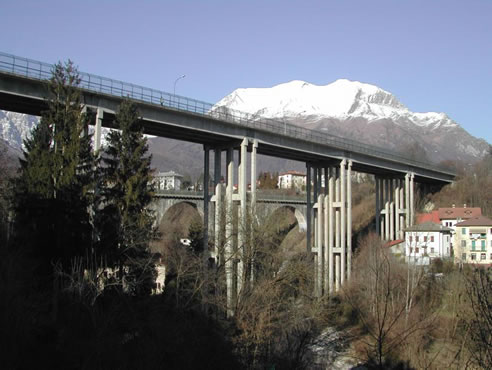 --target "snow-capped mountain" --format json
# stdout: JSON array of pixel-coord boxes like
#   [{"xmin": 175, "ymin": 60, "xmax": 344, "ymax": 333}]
[
  {"xmin": 0, "ymin": 110, "xmax": 38, "ymax": 150},
  {"xmin": 214, "ymin": 79, "xmax": 489, "ymax": 163}
]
